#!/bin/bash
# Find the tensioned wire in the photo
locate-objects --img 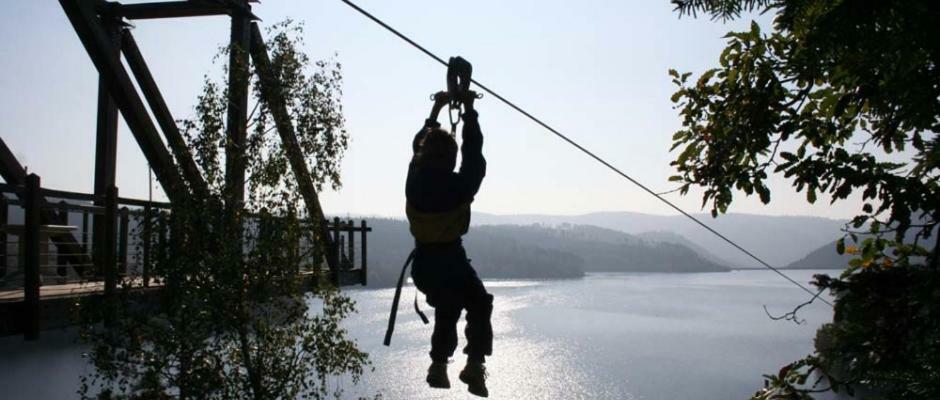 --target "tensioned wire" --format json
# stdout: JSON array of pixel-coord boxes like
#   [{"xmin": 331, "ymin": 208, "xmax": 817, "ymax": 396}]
[{"xmin": 338, "ymin": 0, "xmax": 833, "ymax": 308}]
